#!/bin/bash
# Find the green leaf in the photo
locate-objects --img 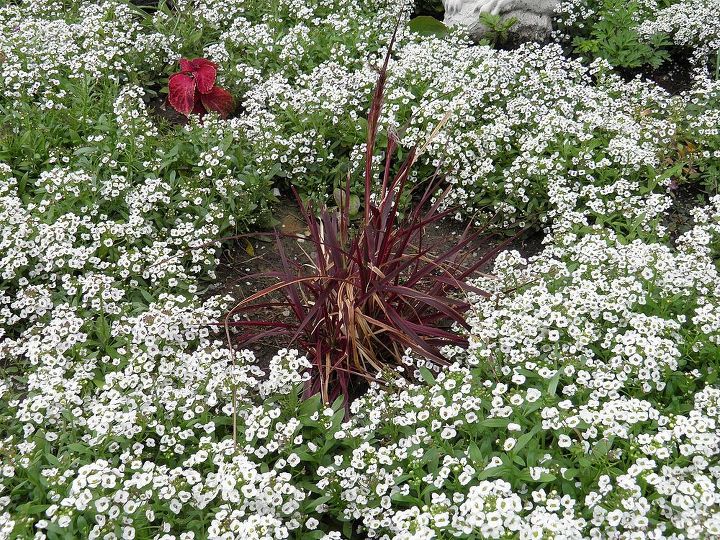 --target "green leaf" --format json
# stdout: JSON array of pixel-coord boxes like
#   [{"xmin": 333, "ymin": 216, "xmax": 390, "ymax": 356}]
[
  {"xmin": 467, "ymin": 442, "xmax": 483, "ymax": 464},
  {"xmin": 408, "ymin": 16, "xmax": 449, "ymax": 37},
  {"xmin": 477, "ymin": 465, "xmax": 504, "ymax": 480},
  {"xmin": 221, "ymin": 132, "xmax": 235, "ymax": 151},
  {"xmin": 331, "ymin": 408, "xmax": 345, "ymax": 430},
  {"xmin": 76, "ymin": 515, "xmax": 88, "ymax": 534},
  {"xmin": 513, "ymin": 425, "xmax": 540, "ymax": 454},
  {"xmin": 418, "ymin": 367, "xmax": 436, "ymax": 385},
  {"xmin": 72, "ymin": 147, "xmax": 97, "ymax": 156},
  {"xmin": 303, "ymin": 494, "xmax": 332, "ymax": 512},
  {"xmin": 26, "ymin": 466, "xmax": 42, "ymax": 487},
  {"xmin": 480, "ymin": 418, "xmax": 511, "ymax": 428},
  {"xmin": 213, "ymin": 416, "xmax": 233, "ymax": 426},
  {"xmin": 139, "ymin": 289, "xmax": 155, "ymax": 304},
  {"xmin": 96, "ymin": 316, "xmax": 110, "ymax": 345},
  {"xmin": 65, "ymin": 443, "xmax": 92, "ymax": 455},
  {"xmin": 331, "ymin": 394, "xmax": 345, "ymax": 411},
  {"xmin": 44, "ymin": 452, "xmax": 61, "ymax": 467},
  {"xmin": 19, "ymin": 503, "xmax": 50, "ymax": 515},
  {"xmin": 391, "ymin": 493, "xmax": 423, "ymax": 505},
  {"xmin": 299, "ymin": 393, "xmax": 322, "ymax": 419},
  {"xmin": 518, "ymin": 471, "xmax": 557, "ymax": 483},
  {"xmin": 421, "ymin": 447, "xmax": 440, "ymax": 473},
  {"xmin": 548, "ymin": 370, "xmax": 561, "ymax": 396},
  {"xmin": 592, "ymin": 438, "xmax": 613, "ymax": 459}
]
